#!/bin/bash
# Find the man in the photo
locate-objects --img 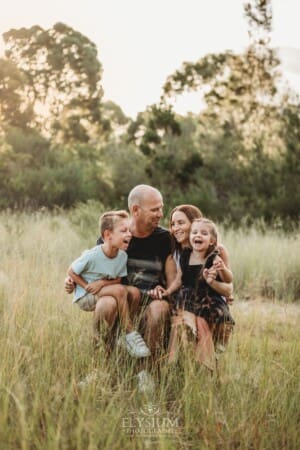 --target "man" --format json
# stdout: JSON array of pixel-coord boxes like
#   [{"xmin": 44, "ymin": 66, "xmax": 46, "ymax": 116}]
[
  {"xmin": 119, "ymin": 184, "xmax": 172, "ymax": 354},
  {"xmin": 66, "ymin": 185, "xmax": 173, "ymax": 357}
]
